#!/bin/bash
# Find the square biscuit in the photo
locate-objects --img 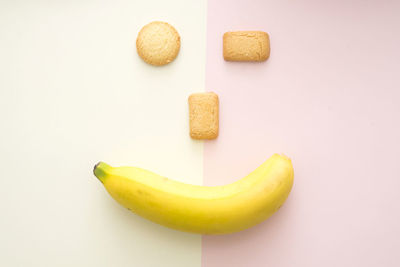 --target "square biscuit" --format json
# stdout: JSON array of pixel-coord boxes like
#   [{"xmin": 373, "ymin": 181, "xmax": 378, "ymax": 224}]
[
  {"xmin": 188, "ymin": 92, "xmax": 219, "ymax": 140},
  {"xmin": 223, "ymin": 31, "xmax": 270, "ymax": 62}
]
